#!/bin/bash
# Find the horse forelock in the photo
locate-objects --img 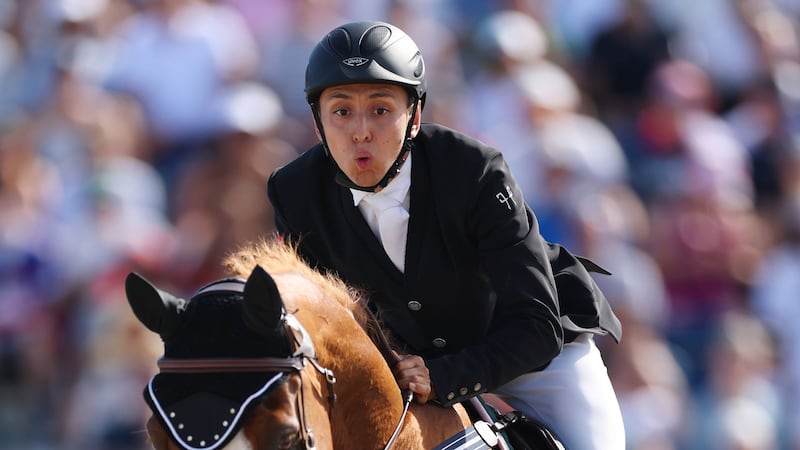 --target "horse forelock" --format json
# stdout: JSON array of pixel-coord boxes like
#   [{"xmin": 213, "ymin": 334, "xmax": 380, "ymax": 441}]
[{"xmin": 224, "ymin": 238, "xmax": 369, "ymax": 326}]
